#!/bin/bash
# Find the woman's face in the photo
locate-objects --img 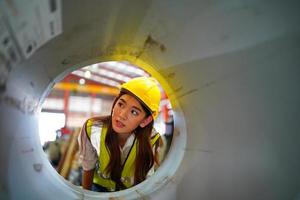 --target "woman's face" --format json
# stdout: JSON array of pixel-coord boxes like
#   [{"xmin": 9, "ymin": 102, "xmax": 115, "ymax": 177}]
[{"xmin": 112, "ymin": 94, "xmax": 150, "ymax": 135}]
